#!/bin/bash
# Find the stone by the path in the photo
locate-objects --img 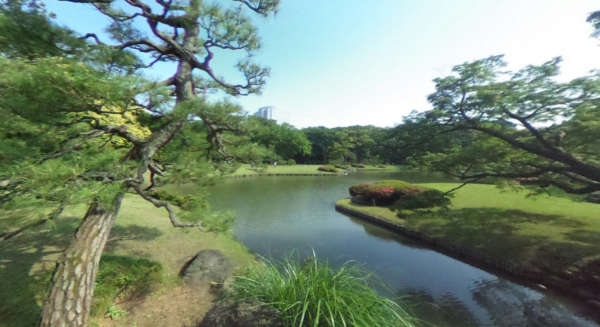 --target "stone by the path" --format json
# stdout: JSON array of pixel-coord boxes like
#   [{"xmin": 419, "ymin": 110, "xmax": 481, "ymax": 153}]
[
  {"xmin": 198, "ymin": 300, "xmax": 284, "ymax": 327},
  {"xmin": 180, "ymin": 249, "xmax": 232, "ymax": 287}
]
